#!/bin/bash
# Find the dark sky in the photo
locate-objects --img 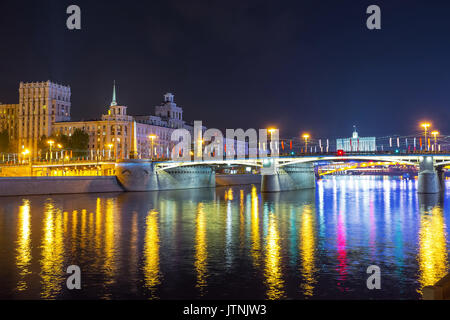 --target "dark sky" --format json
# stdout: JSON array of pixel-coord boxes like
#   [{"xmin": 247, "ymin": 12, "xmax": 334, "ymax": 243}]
[{"xmin": 0, "ymin": 0, "xmax": 449, "ymax": 139}]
